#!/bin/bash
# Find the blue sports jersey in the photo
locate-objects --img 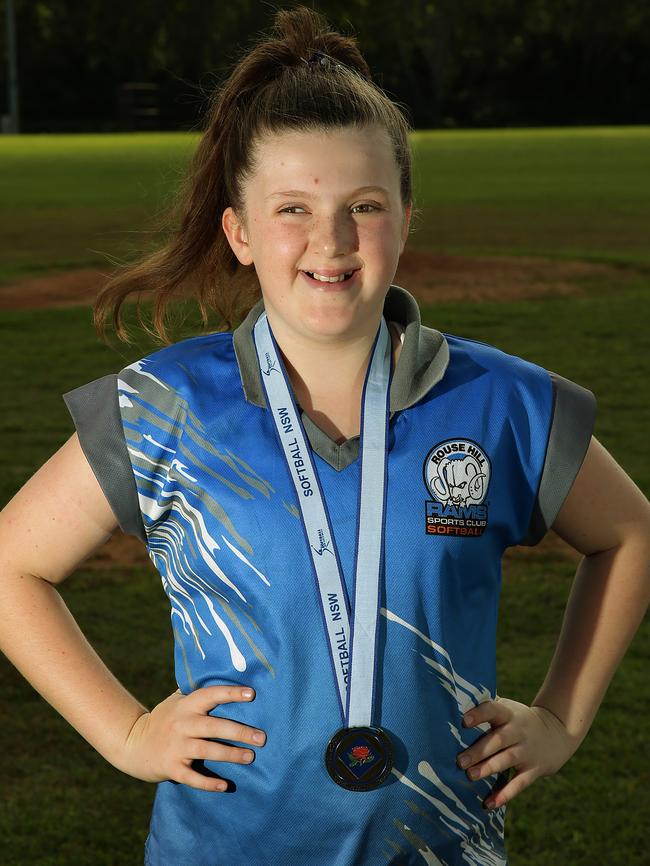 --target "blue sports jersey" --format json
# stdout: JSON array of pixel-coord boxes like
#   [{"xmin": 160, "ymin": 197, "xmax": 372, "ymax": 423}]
[{"xmin": 63, "ymin": 285, "xmax": 595, "ymax": 866}]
